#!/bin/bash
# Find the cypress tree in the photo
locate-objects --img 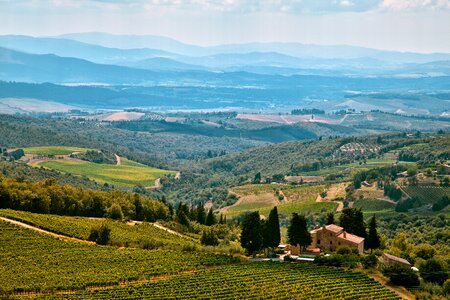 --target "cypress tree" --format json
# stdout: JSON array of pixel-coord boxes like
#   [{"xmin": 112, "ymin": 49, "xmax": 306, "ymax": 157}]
[
  {"xmin": 196, "ymin": 202, "xmax": 206, "ymax": 224},
  {"xmin": 240, "ymin": 211, "xmax": 262, "ymax": 256},
  {"xmin": 205, "ymin": 208, "xmax": 216, "ymax": 226},
  {"xmin": 287, "ymin": 213, "xmax": 312, "ymax": 252},
  {"xmin": 266, "ymin": 206, "xmax": 280, "ymax": 248},
  {"xmin": 326, "ymin": 212, "xmax": 334, "ymax": 225},
  {"xmin": 366, "ymin": 215, "xmax": 381, "ymax": 250}
]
